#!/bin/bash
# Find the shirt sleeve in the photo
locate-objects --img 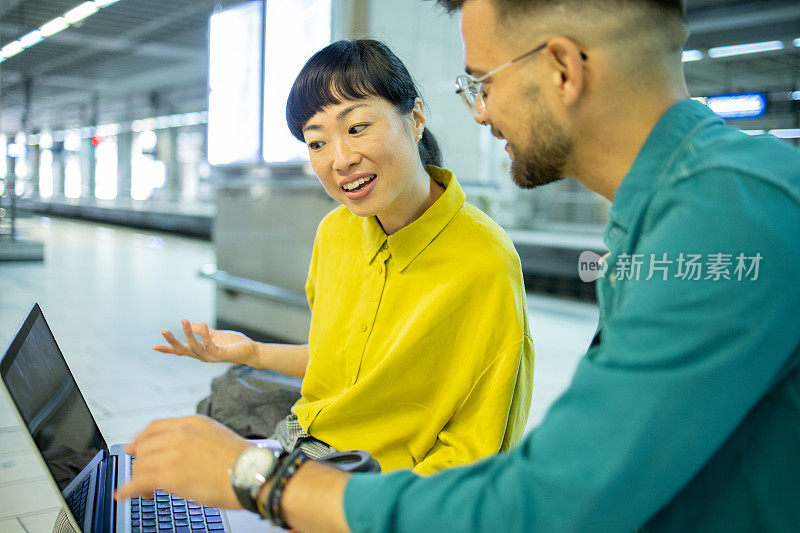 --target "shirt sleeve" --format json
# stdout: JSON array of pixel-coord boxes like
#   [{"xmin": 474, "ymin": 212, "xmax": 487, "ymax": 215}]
[
  {"xmin": 411, "ymin": 336, "xmax": 531, "ymax": 476},
  {"xmin": 305, "ymin": 226, "xmax": 321, "ymax": 312},
  {"xmin": 343, "ymin": 172, "xmax": 800, "ymax": 532}
]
